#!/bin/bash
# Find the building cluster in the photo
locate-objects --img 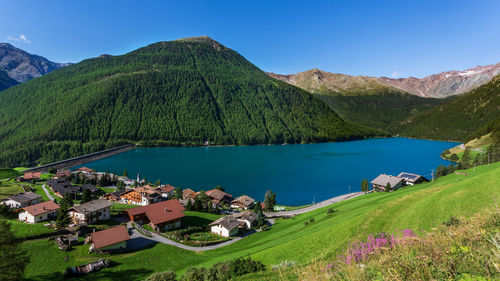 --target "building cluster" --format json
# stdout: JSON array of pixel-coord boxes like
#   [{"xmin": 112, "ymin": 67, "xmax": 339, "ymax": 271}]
[{"xmin": 370, "ymin": 172, "xmax": 428, "ymax": 191}]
